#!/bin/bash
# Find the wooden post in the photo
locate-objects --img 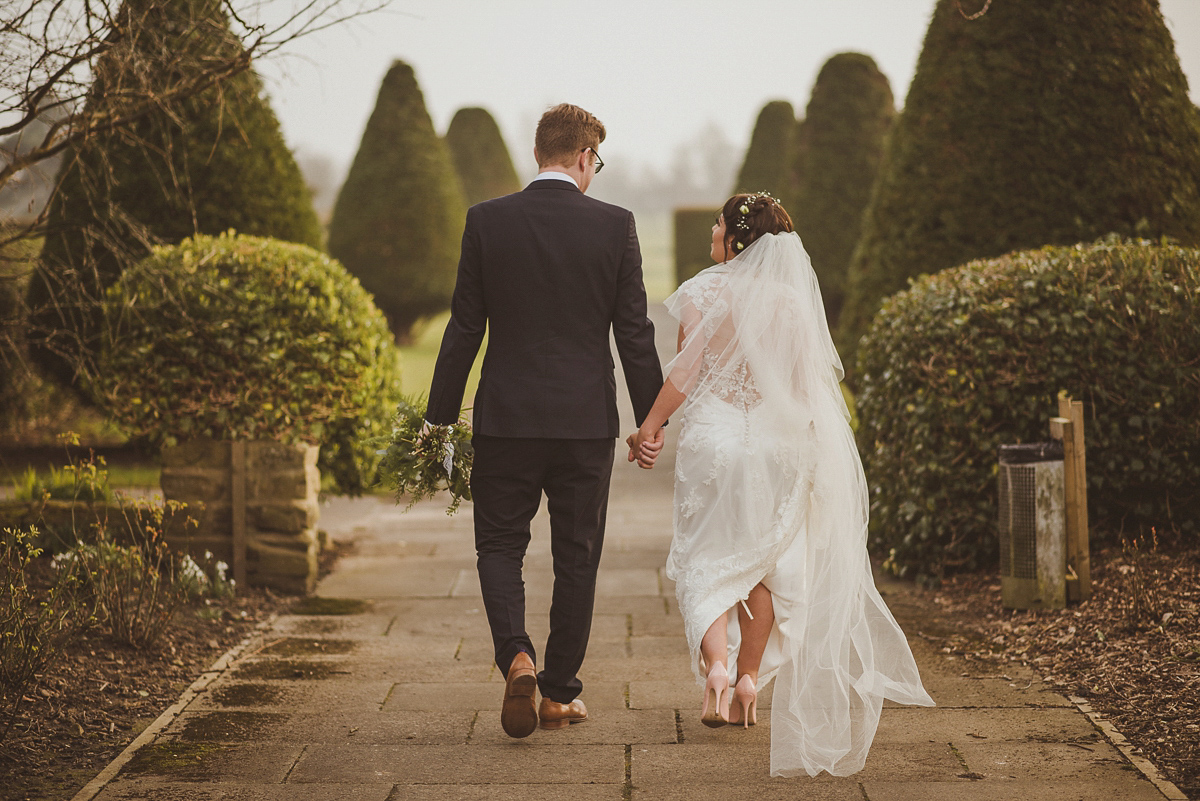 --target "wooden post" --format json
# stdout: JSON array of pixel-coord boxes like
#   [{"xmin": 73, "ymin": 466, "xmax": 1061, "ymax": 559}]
[
  {"xmin": 1049, "ymin": 416, "xmax": 1075, "ymax": 598},
  {"xmin": 1065, "ymin": 397, "xmax": 1091, "ymax": 601},
  {"xmin": 1054, "ymin": 396, "xmax": 1091, "ymax": 602},
  {"xmin": 230, "ymin": 440, "xmax": 247, "ymax": 587}
]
